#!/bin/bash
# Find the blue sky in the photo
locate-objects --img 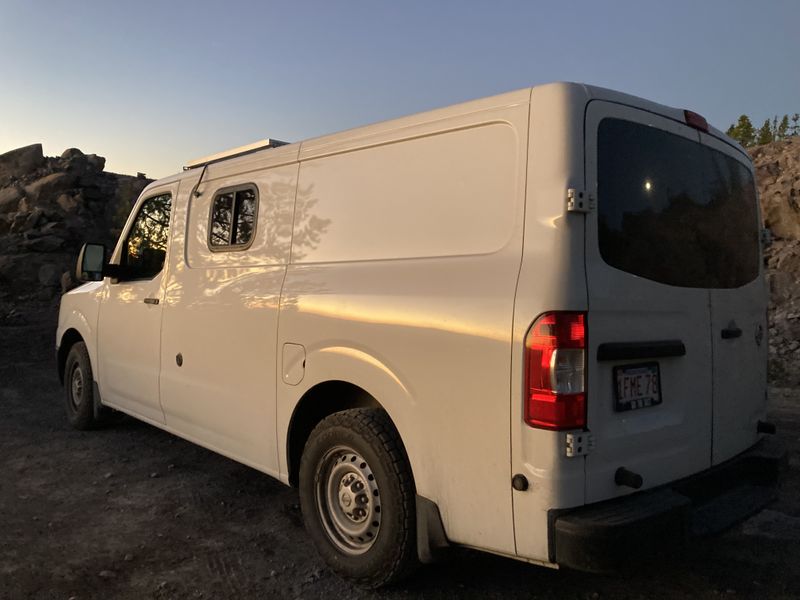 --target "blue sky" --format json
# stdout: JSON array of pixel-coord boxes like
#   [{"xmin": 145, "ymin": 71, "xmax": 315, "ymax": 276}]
[{"xmin": 1, "ymin": 0, "xmax": 798, "ymax": 178}]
